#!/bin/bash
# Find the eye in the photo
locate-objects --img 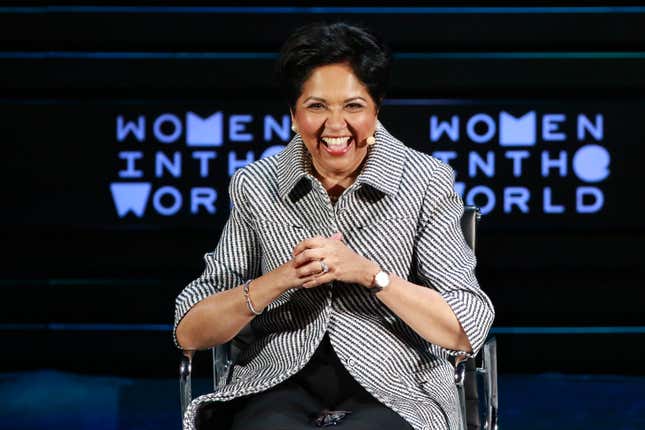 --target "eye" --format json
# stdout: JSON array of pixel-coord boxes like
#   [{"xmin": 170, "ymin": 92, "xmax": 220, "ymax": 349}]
[
  {"xmin": 346, "ymin": 103, "xmax": 364, "ymax": 110},
  {"xmin": 307, "ymin": 102, "xmax": 325, "ymax": 110}
]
